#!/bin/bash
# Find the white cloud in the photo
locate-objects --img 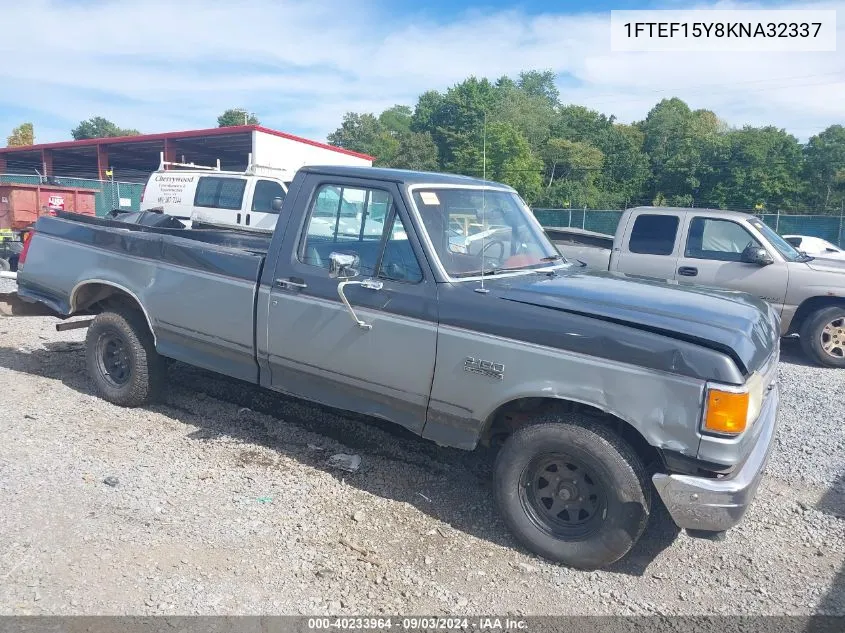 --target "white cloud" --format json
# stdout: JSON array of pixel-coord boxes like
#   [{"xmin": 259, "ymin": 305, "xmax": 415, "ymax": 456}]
[{"xmin": 0, "ymin": 0, "xmax": 842, "ymax": 144}]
